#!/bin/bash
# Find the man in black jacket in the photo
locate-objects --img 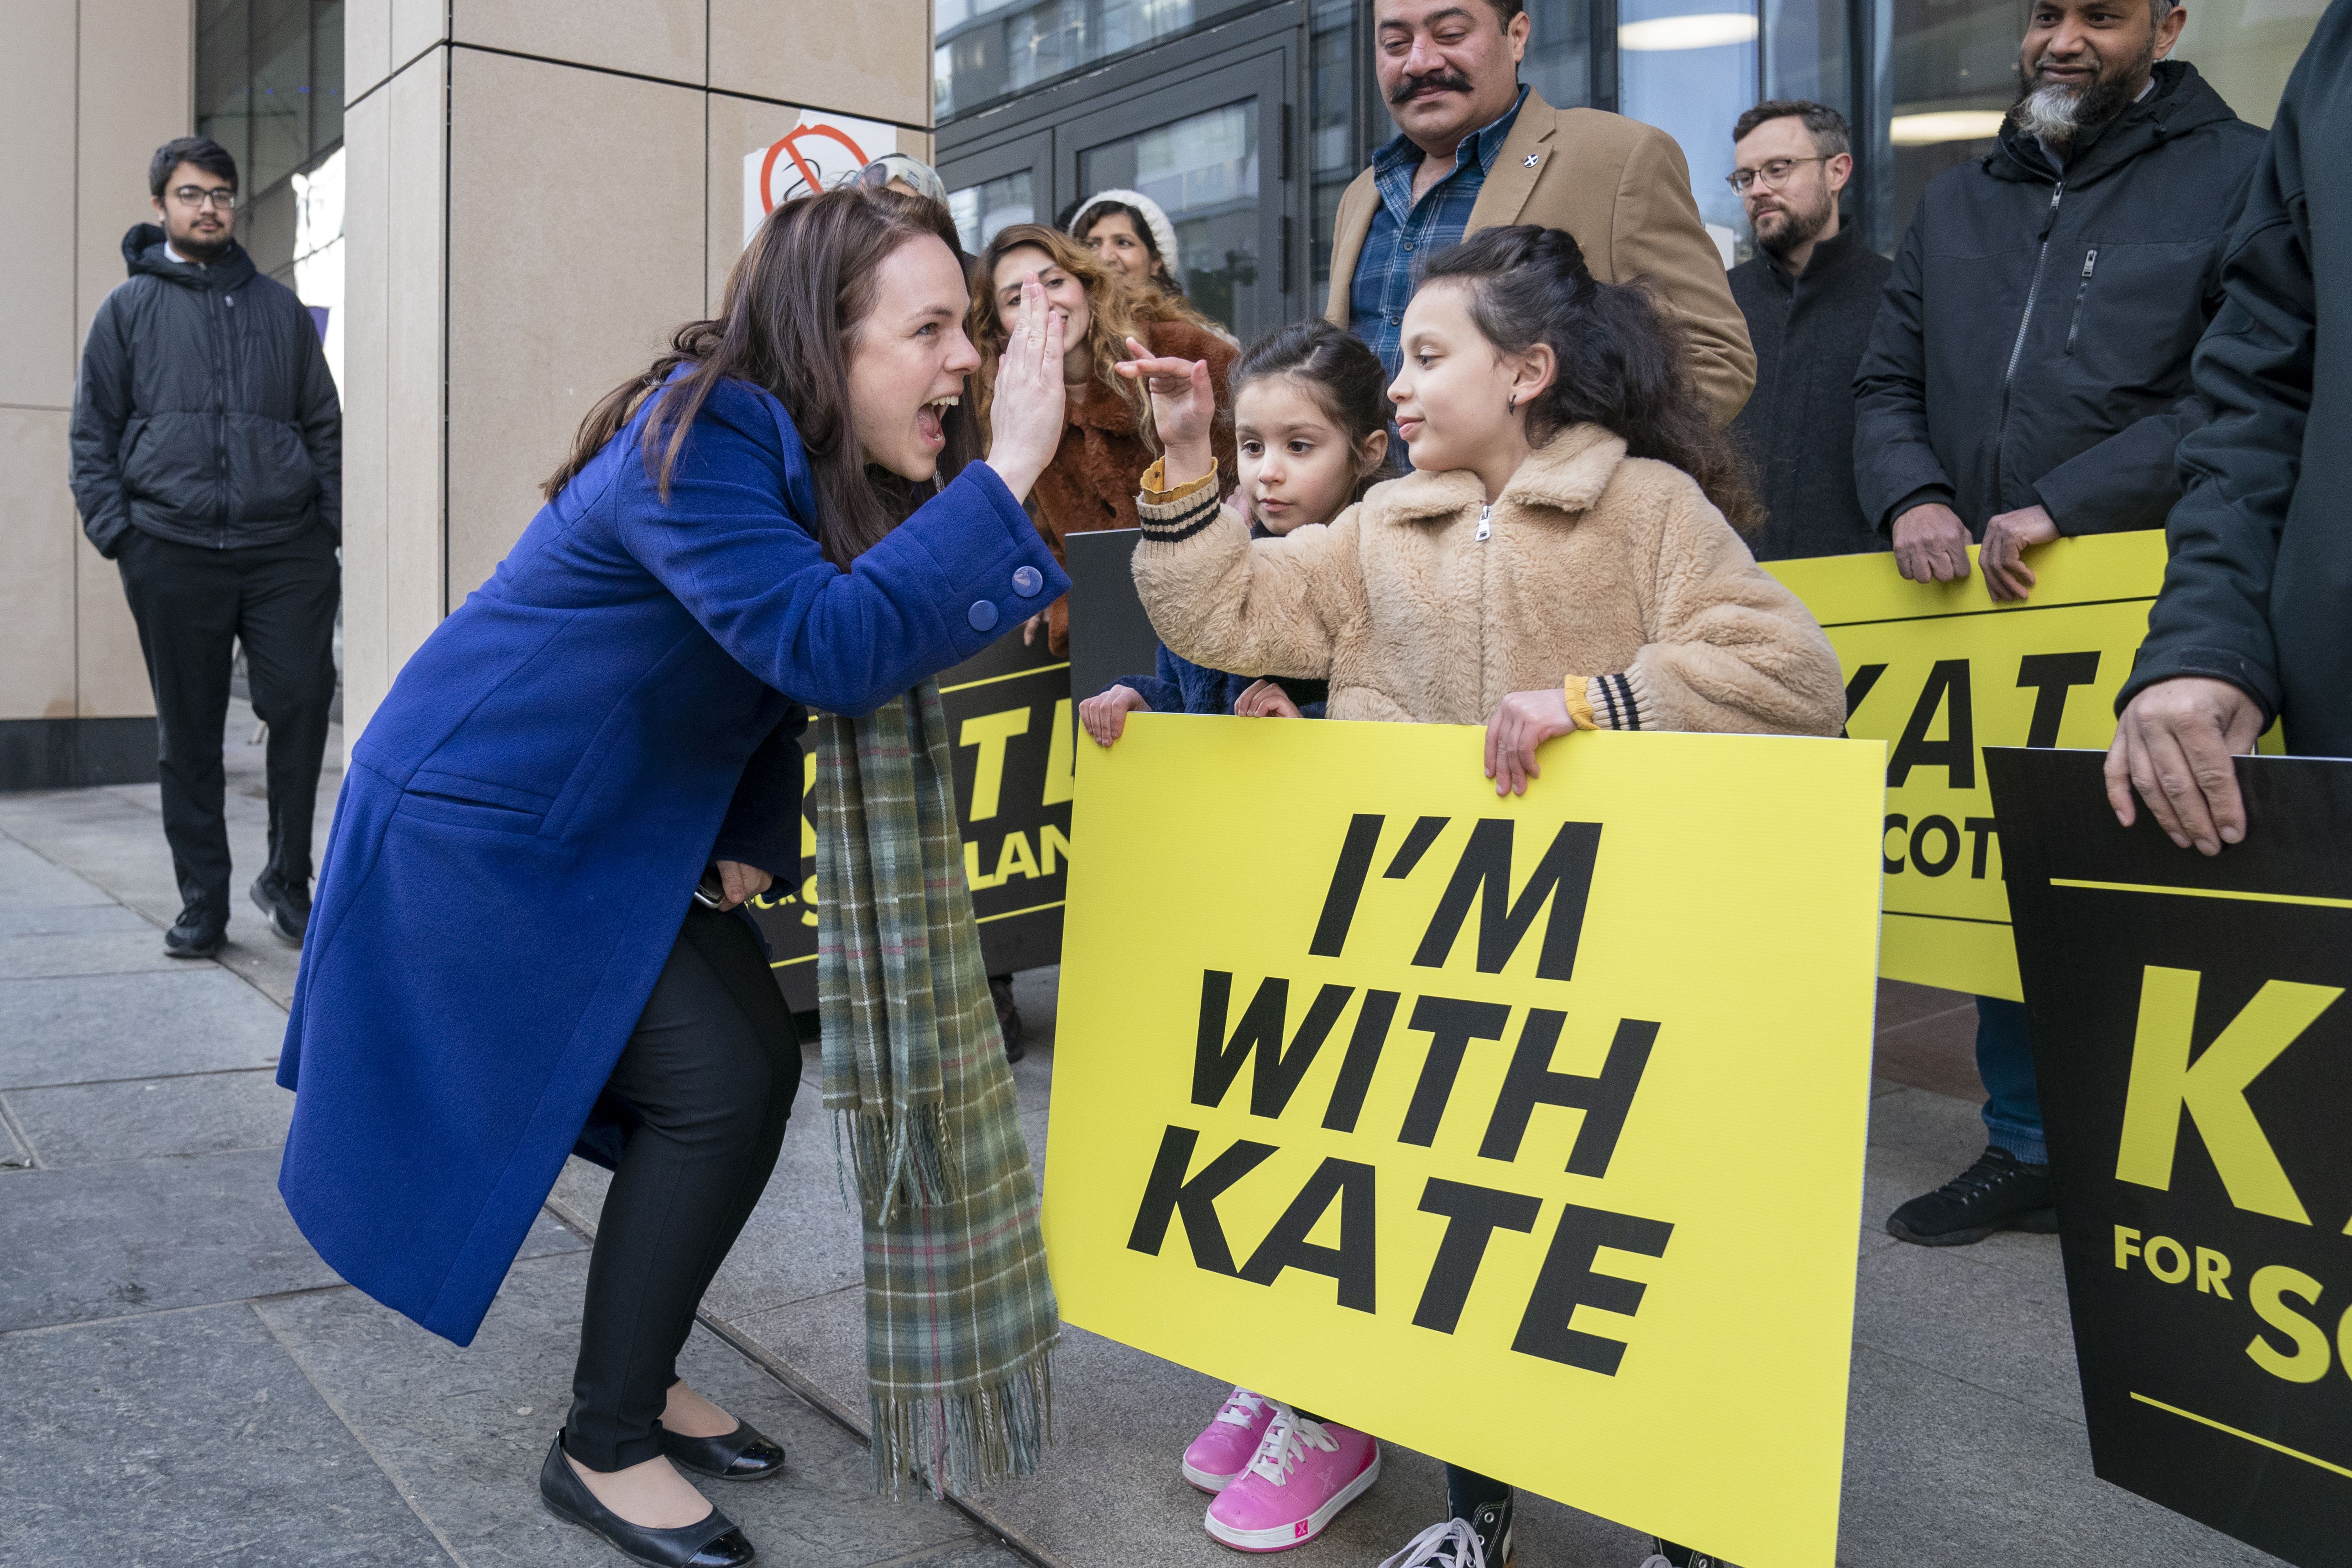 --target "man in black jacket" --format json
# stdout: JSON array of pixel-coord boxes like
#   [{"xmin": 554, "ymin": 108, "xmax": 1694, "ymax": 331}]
[
  {"xmin": 1853, "ymin": 1, "xmax": 2264, "ymax": 1247},
  {"xmin": 69, "ymin": 137, "xmax": 342, "ymax": 959},
  {"xmin": 2108, "ymin": 0, "xmax": 2350, "ymax": 853},
  {"xmin": 1726, "ymin": 100, "xmax": 1892, "ymax": 560}
]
